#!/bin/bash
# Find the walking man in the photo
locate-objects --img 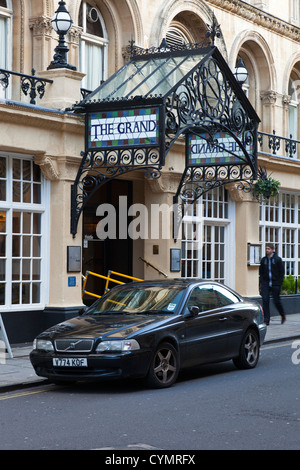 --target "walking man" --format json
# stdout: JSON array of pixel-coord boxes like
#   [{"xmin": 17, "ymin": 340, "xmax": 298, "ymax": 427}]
[{"xmin": 259, "ymin": 242, "xmax": 286, "ymax": 326}]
